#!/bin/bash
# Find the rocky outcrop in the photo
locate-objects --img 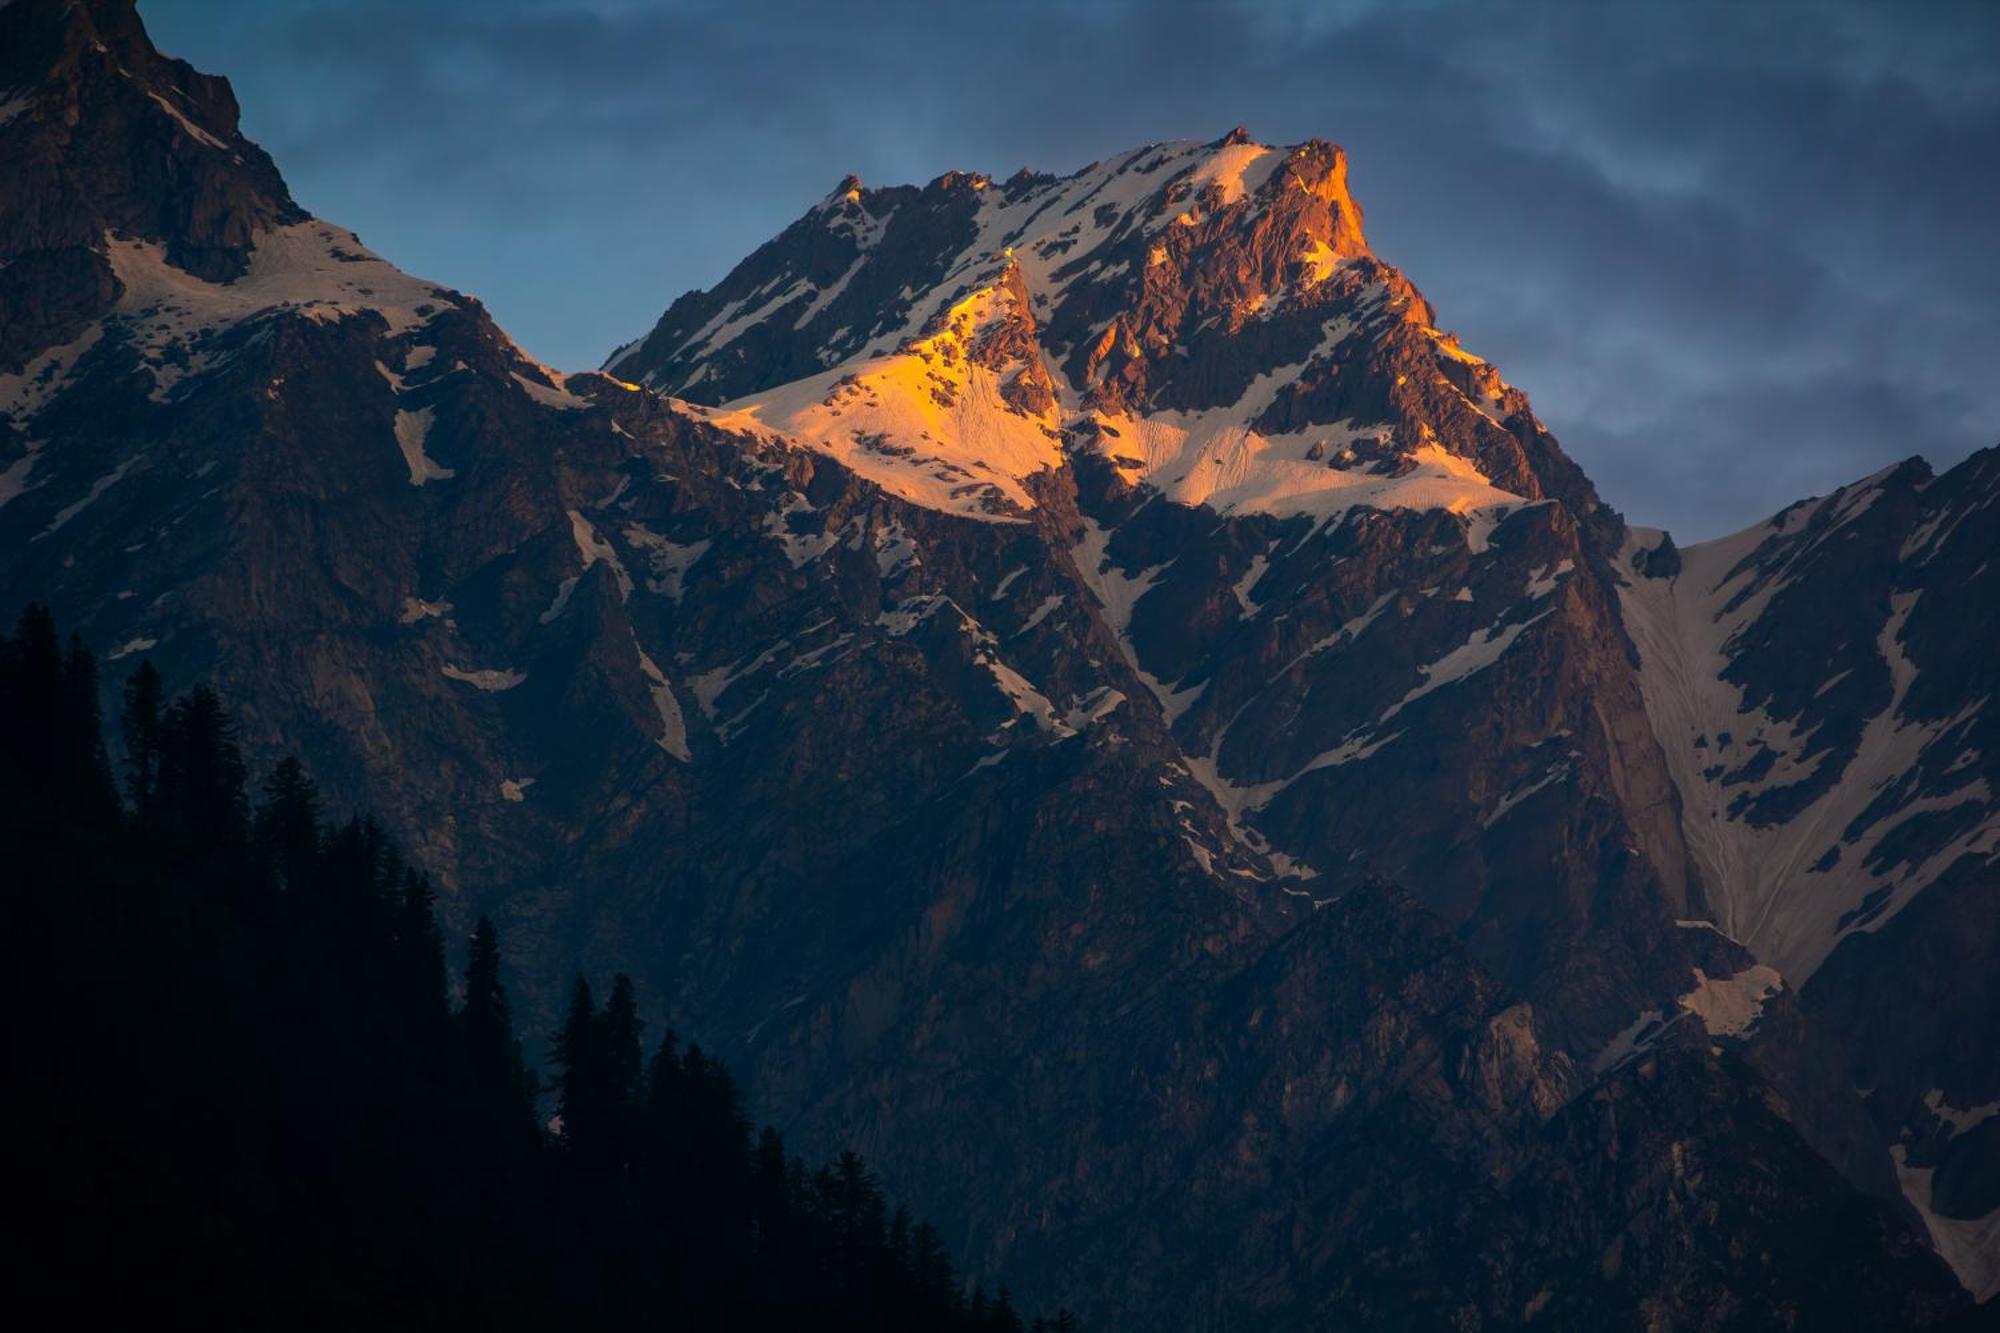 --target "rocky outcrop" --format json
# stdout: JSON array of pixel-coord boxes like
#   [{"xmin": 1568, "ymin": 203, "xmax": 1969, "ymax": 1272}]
[
  {"xmin": 1514, "ymin": 1049, "xmax": 1967, "ymax": 1329},
  {"xmin": 0, "ymin": 0, "xmax": 302, "ymax": 368}
]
